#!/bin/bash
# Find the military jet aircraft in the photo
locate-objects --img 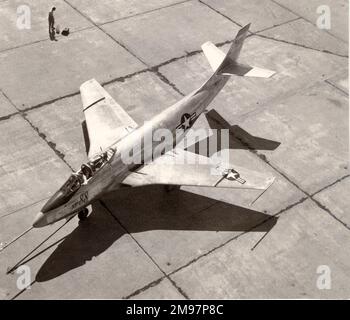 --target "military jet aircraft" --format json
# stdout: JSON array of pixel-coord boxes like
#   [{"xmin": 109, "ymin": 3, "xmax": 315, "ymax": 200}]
[{"xmin": 32, "ymin": 24, "xmax": 276, "ymax": 228}]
